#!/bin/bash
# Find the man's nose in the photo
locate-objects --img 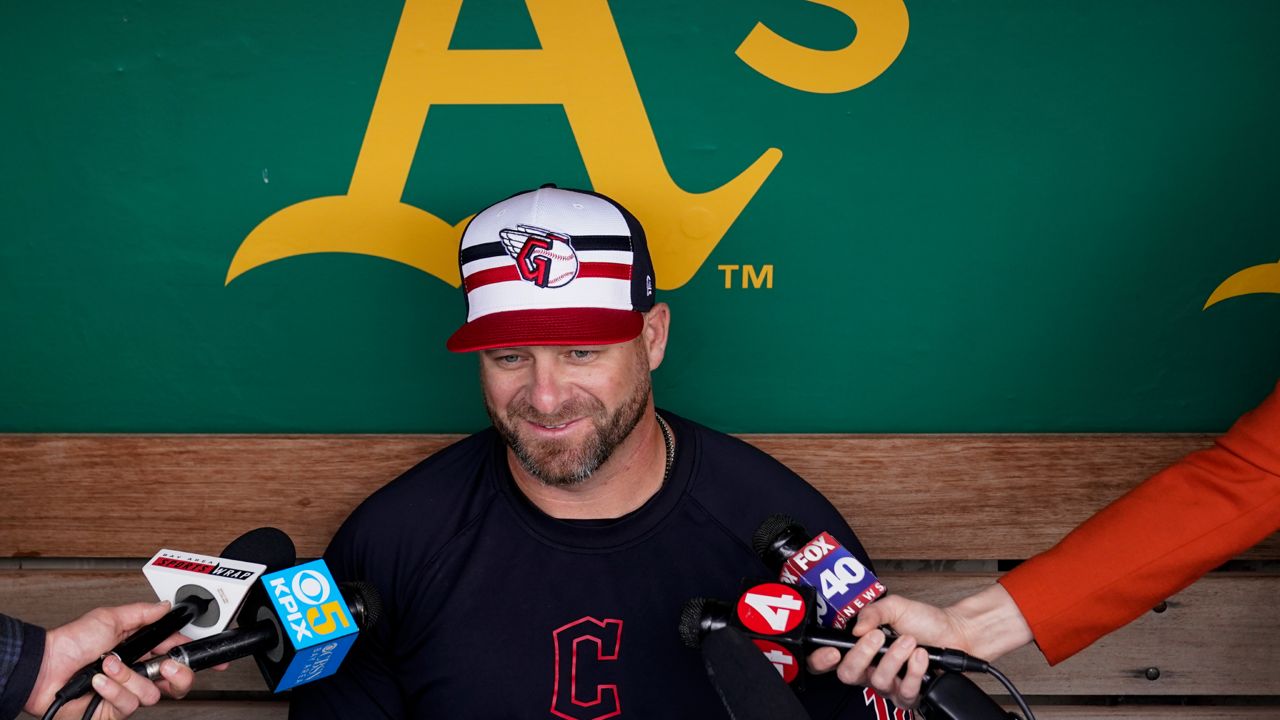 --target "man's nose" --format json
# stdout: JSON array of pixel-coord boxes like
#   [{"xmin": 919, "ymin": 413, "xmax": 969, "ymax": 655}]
[{"xmin": 527, "ymin": 361, "xmax": 571, "ymax": 415}]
